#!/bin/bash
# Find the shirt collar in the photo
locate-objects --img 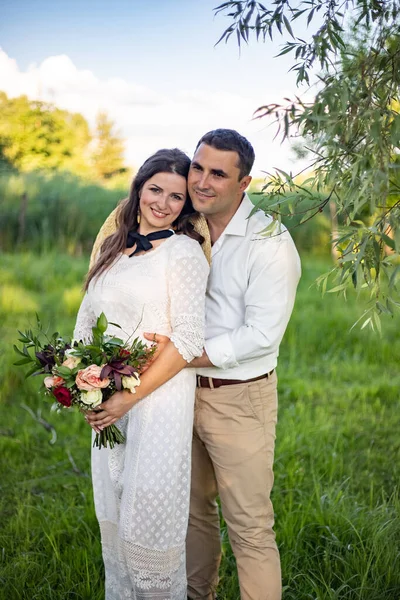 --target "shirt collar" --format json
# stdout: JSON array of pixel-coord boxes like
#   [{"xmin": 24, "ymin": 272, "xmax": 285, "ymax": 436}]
[
  {"xmin": 211, "ymin": 193, "xmax": 253, "ymax": 257},
  {"xmin": 222, "ymin": 193, "xmax": 253, "ymax": 237}
]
